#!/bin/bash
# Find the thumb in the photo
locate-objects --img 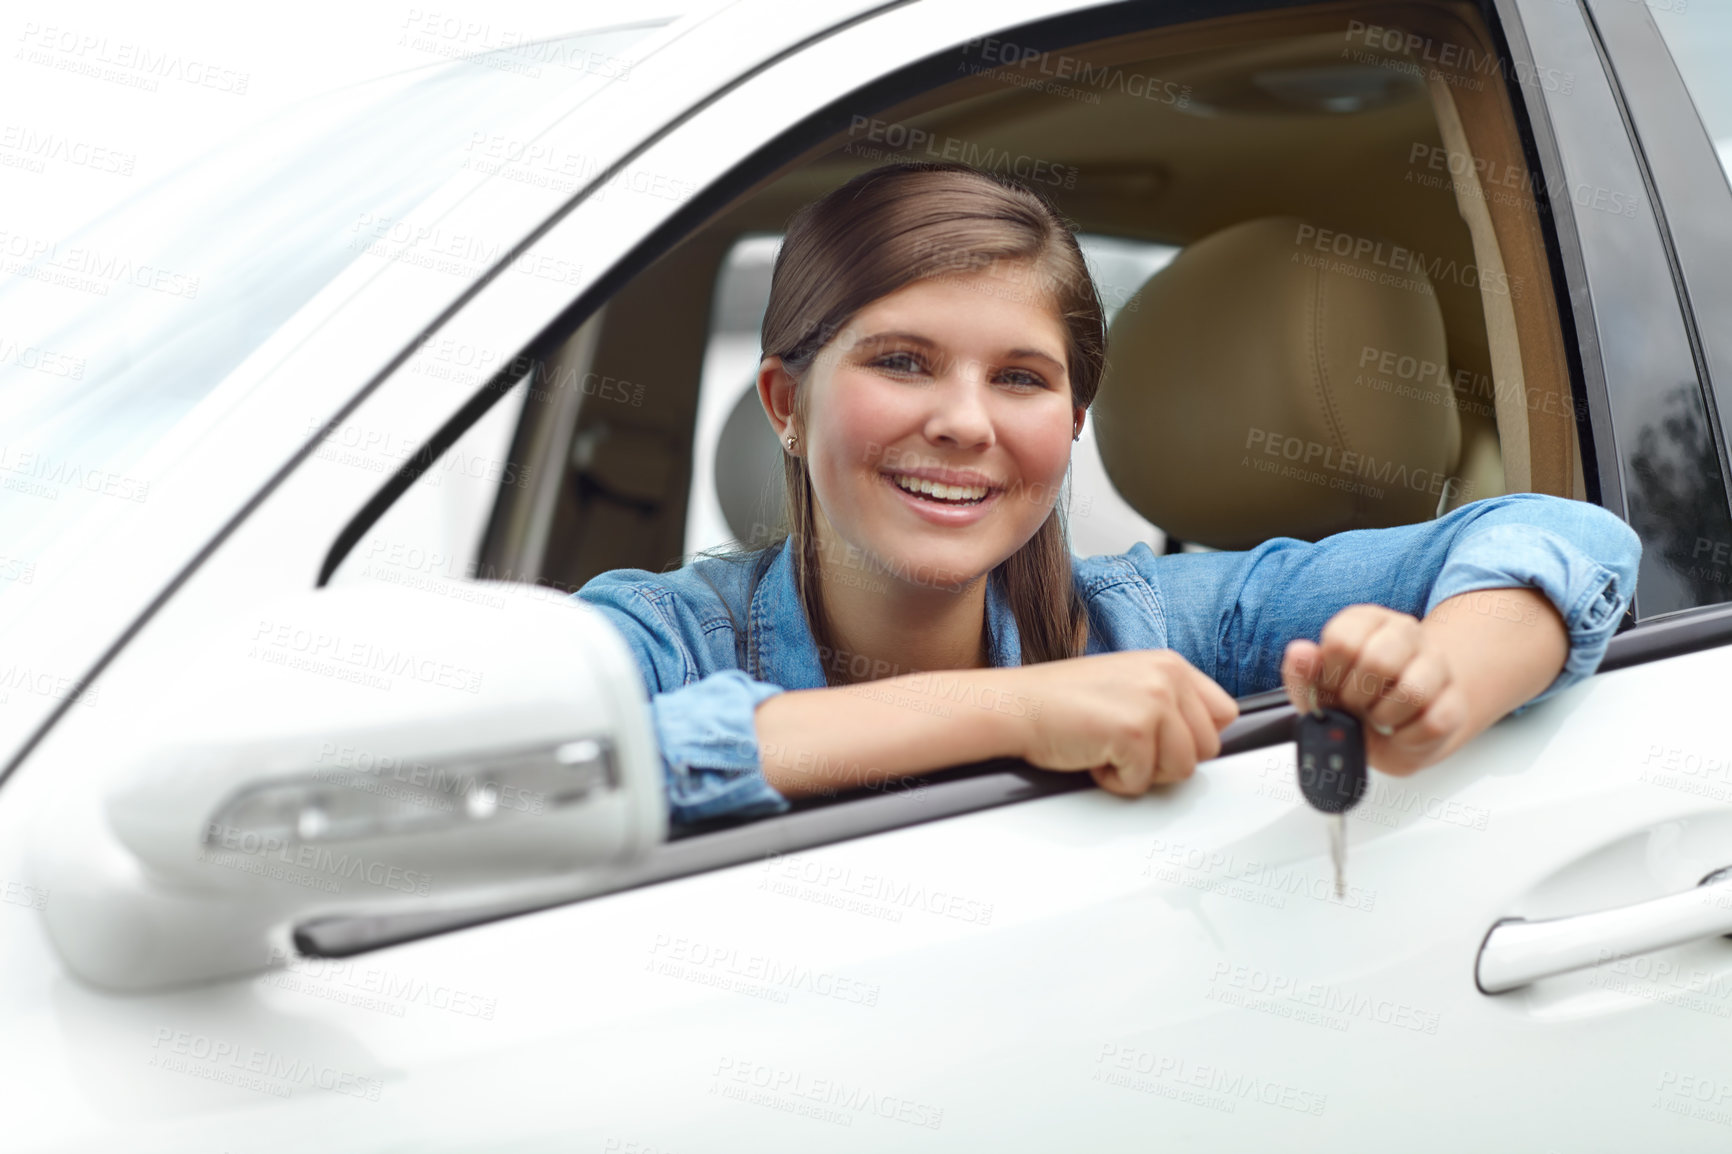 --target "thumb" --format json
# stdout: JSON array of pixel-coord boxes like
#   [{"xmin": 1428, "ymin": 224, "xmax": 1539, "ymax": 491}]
[{"xmin": 1090, "ymin": 763, "xmax": 1133, "ymax": 797}]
